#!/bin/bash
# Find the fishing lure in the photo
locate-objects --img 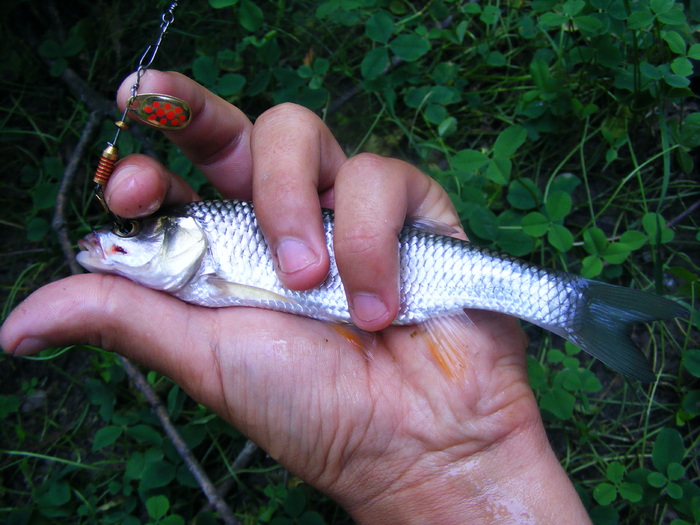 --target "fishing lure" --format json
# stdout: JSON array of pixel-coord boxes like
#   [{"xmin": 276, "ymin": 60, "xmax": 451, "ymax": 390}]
[{"xmin": 92, "ymin": 1, "xmax": 191, "ymax": 235}]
